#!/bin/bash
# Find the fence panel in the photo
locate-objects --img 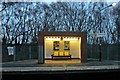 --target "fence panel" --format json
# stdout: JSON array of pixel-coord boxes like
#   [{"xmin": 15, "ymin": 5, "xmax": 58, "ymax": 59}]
[
  {"xmin": 15, "ymin": 44, "xmax": 38, "ymax": 61},
  {"xmin": 88, "ymin": 44, "xmax": 120, "ymax": 60},
  {"xmin": 2, "ymin": 44, "xmax": 120, "ymax": 62}
]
